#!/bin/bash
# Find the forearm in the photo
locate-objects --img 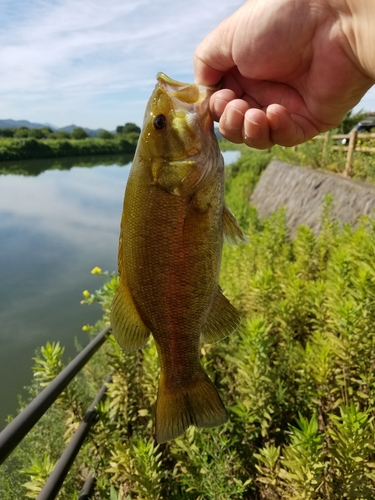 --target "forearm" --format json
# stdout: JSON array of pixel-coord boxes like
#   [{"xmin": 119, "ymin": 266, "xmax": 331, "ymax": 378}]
[{"xmin": 340, "ymin": 0, "xmax": 375, "ymax": 80}]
